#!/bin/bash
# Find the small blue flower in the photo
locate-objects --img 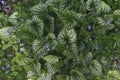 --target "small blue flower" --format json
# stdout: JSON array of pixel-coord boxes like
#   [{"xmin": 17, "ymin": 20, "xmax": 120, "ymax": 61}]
[
  {"xmin": 1, "ymin": 0, "xmax": 5, "ymax": 6},
  {"xmin": 106, "ymin": 20, "xmax": 111, "ymax": 25},
  {"xmin": 89, "ymin": 38, "xmax": 92, "ymax": 41},
  {"xmin": 9, "ymin": 54, "xmax": 13, "ymax": 58},
  {"xmin": 45, "ymin": 43, "xmax": 49, "ymax": 48},
  {"xmin": 47, "ymin": 48, "xmax": 50, "ymax": 51},
  {"xmin": 19, "ymin": 18, "xmax": 24, "ymax": 22},
  {"xmin": 2, "ymin": 66, "xmax": 5, "ymax": 71},
  {"xmin": 5, "ymin": 31, "xmax": 9, "ymax": 35},
  {"xmin": 45, "ymin": 43, "xmax": 51, "ymax": 51},
  {"xmin": 87, "ymin": 25, "xmax": 92, "ymax": 30},
  {"xmin": 3, "ymin": 57, "xmax": 6, "ymax": 61},
  {"xmin": 12, "ymin": 0, "xmax": 15, "ymax": 2},
  {"xmin": 95, "ymin": 45, "xmax": 99, "ymax": 50},
  {"xmin": 10, "ymin": 27, "xmax": 15, "ymax": 31},
  {"xmin": 117, "ymin": 61, "xmax": 120, "ymax": 65},
  {"xmin": 66, "ymin": 45, "xmax": 69, "ymax": 49}
]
